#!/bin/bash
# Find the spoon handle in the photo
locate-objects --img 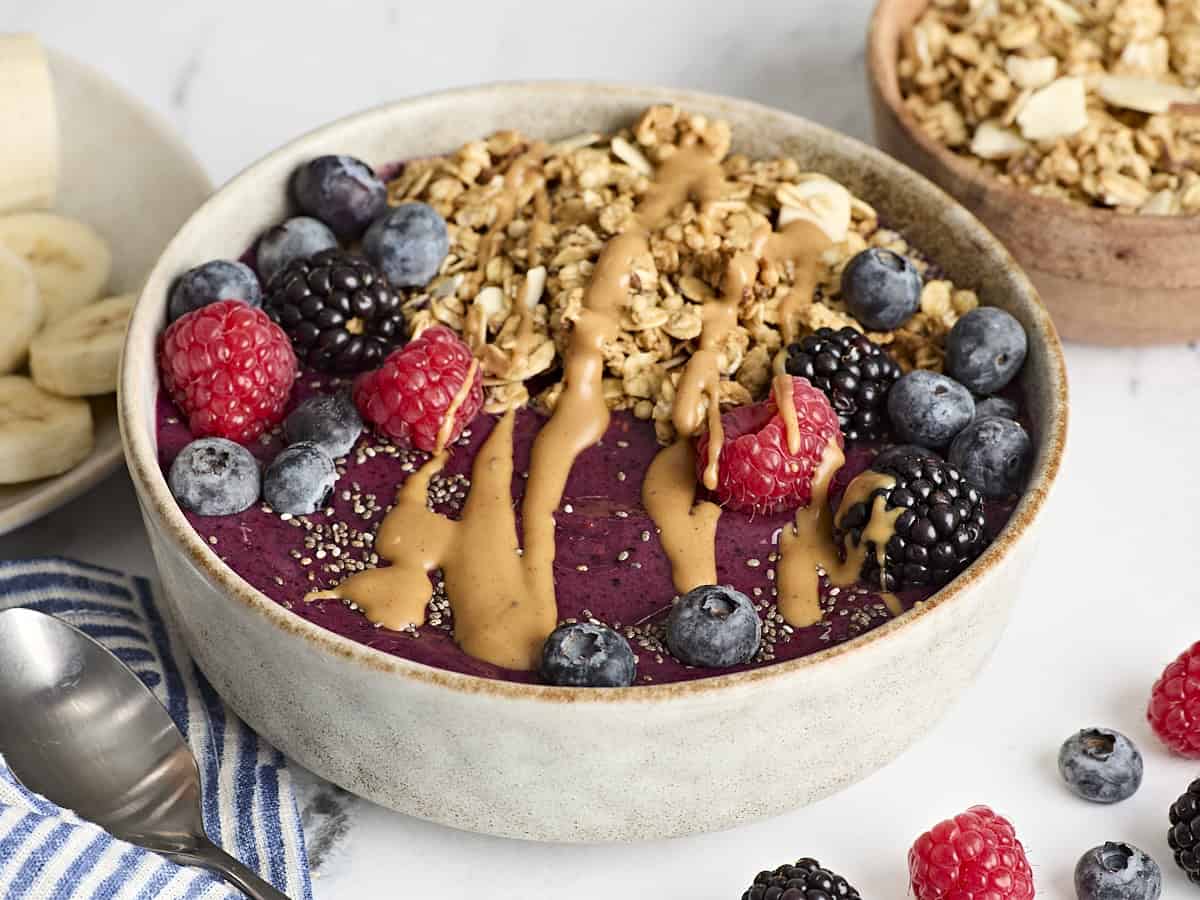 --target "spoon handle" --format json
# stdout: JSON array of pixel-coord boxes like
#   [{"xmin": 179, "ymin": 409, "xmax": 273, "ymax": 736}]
[{"xmin": 169, "ymin": 839, "xmax": 292, "ymax": 900}]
